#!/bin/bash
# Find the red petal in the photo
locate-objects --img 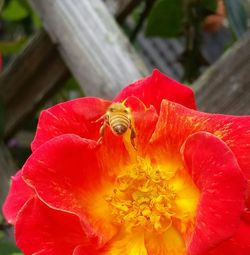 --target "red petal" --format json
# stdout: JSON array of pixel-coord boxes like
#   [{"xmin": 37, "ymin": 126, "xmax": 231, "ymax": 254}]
[
  {"xmin": 206, "ymin": 220, "xmax": 250, "ymax": 255},
  {"xmin": 31, "ymin": 97, "xmax": 111, "ymax": 151},
  {"xmin": 242, "ymin": 210, "xmax": 250, "ymax": 224},
  {"xmin": 23, "ymin": 134, "xmax": 118, "ymax": 247},
  {"xmin": 73, "ymin": 245, "xmax": 99, "ymax": 255},
  {"xmin": 150, "ymin": 100, "xmax": 250, "ymax": 180},
  {"xmin": 181, "ymin": 132, "xmax": 247, "ymax": 255},
  {"xmin": 2, "ymin": 169, "xmax": 34, "ymax": 224},
  {"xmin": 114, "ymin": 69, "xmax": 197, "ymax": 113},
  {"xmin": 15, "ymin": 198, "xmax": 89, "ymax": 255},
  {"xmin": 120, "ymin": 96, "xmax": 158, "ymax": 154}
]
